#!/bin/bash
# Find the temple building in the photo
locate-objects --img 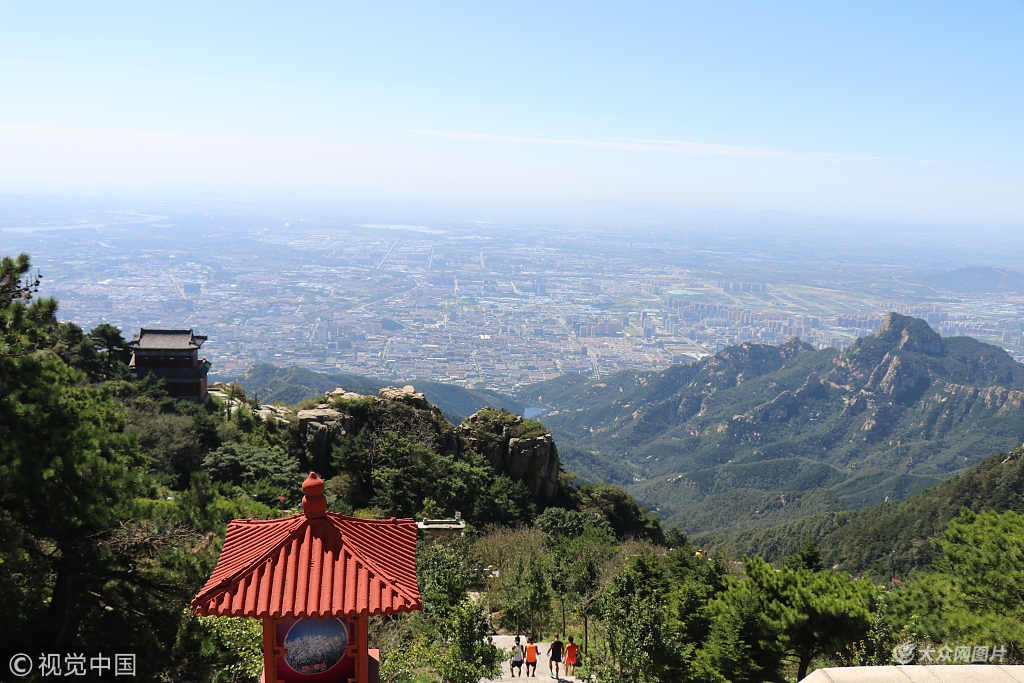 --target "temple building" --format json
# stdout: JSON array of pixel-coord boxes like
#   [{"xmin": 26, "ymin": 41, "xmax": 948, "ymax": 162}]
[{"xmin": 127, "ymin": 328, "xmax": 211, "ymax": 402}]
